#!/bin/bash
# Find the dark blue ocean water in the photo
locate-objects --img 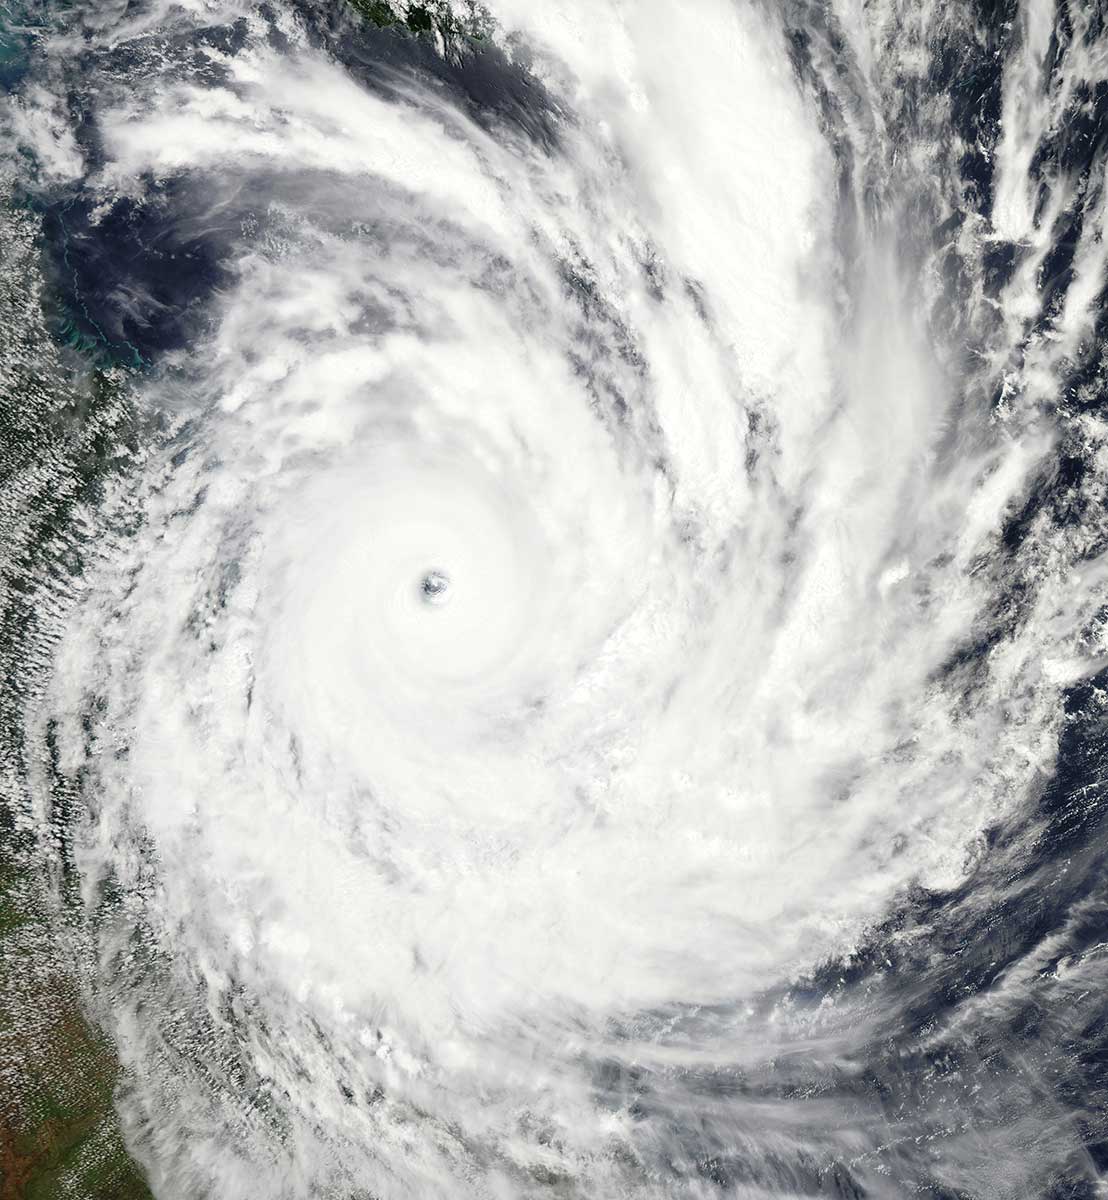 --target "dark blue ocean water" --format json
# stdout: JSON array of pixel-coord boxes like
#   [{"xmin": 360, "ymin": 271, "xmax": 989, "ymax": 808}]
[{"xmin": 4, "ymin": 1, "xmax": 1108, "ymax": 1196}]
